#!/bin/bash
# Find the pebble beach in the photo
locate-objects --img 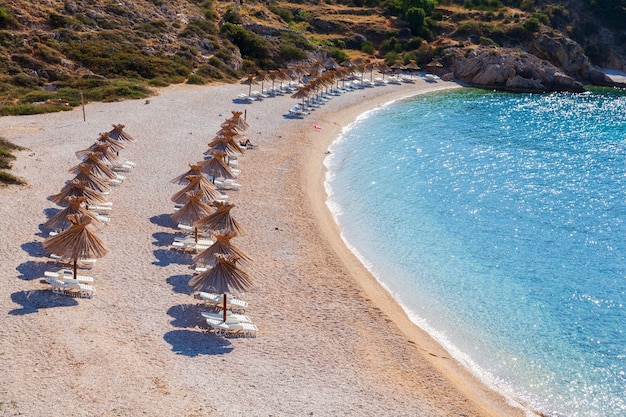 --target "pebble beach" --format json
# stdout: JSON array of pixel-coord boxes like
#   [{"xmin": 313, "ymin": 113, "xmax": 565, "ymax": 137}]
[{"xmin": 0, "ymin": 79, "xmax": 529, "ymax": 417}]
